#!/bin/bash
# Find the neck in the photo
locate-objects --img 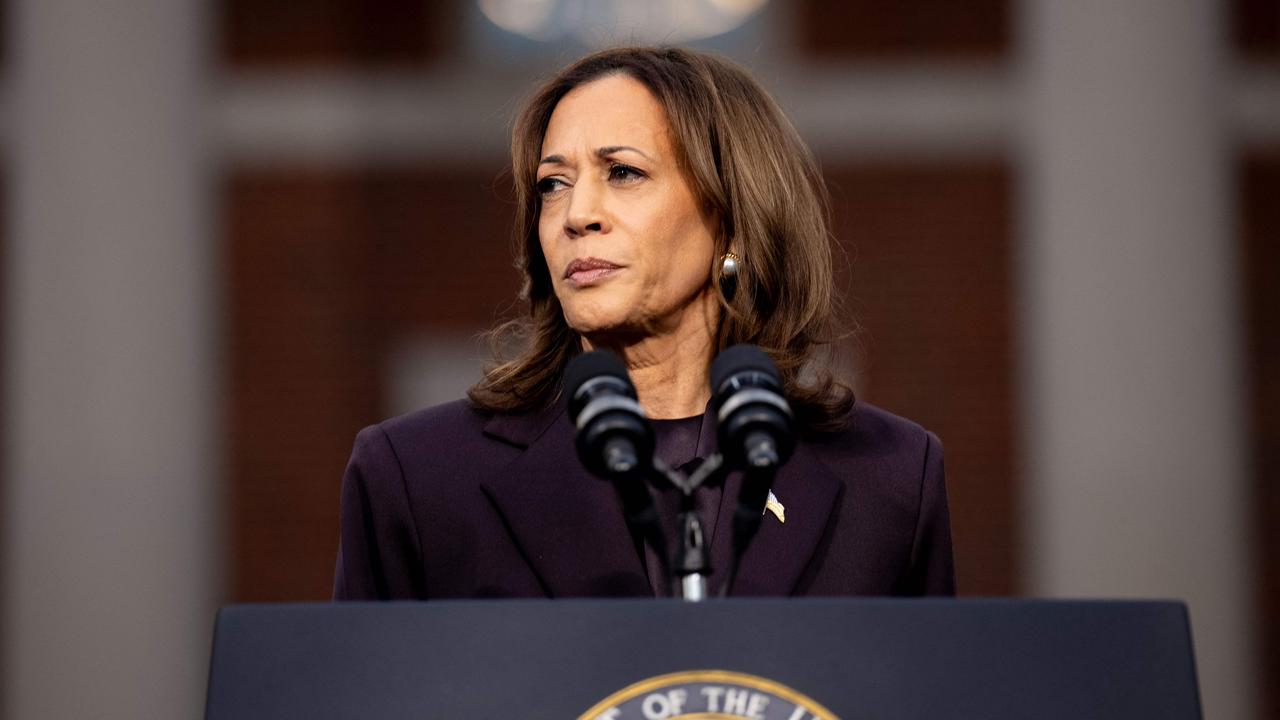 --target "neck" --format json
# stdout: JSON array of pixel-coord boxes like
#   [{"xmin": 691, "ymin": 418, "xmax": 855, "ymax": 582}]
[{"xmin": 581, "ymin": 292, "xmax": 717, "ymax": 419}]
